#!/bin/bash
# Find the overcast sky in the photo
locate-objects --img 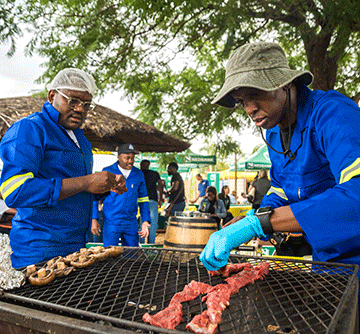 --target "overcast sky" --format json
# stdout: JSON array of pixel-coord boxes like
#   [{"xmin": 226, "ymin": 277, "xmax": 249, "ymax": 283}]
[{"xmin": 0, "ymin": 37, "xmax": 263, "ymax": 155}]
